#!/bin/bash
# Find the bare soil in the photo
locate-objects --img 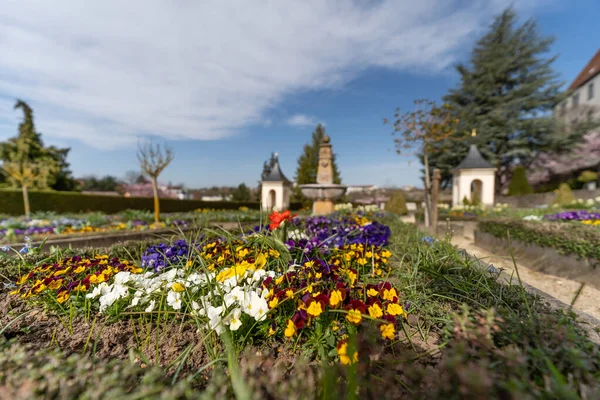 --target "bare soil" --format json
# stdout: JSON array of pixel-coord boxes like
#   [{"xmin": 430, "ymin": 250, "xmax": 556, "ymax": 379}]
[{"xmin": 0, "ymin": 293, "xmax": 210, "ymax": 374}]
